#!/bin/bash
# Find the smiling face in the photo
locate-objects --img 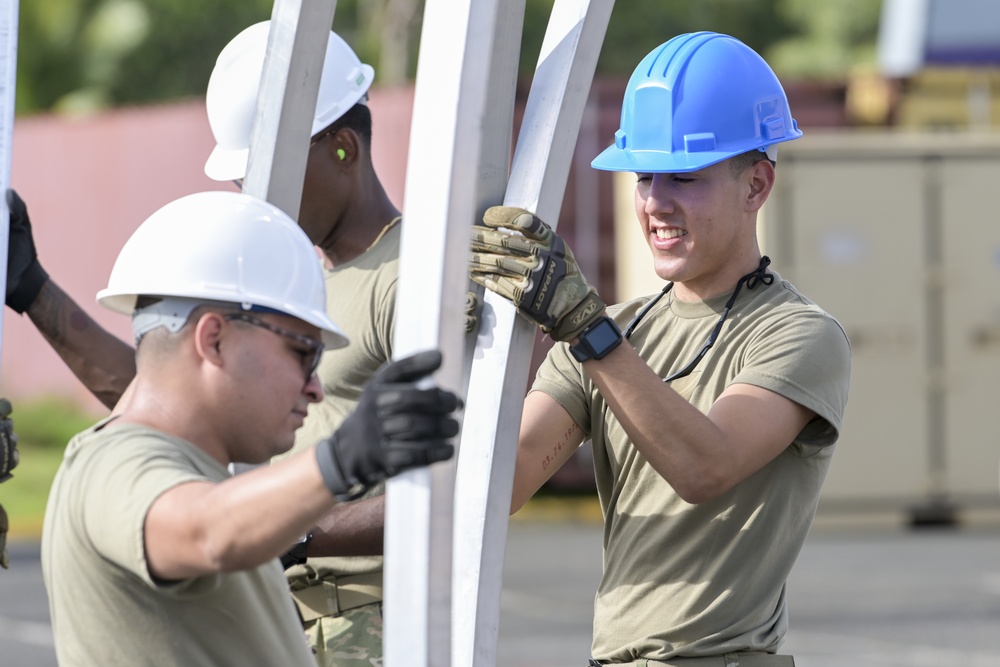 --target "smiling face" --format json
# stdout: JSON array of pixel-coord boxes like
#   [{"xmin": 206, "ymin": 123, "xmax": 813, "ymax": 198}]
[{"xmin": 634, "ymin": 156, "xmax": 775, "ymax": 300}]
